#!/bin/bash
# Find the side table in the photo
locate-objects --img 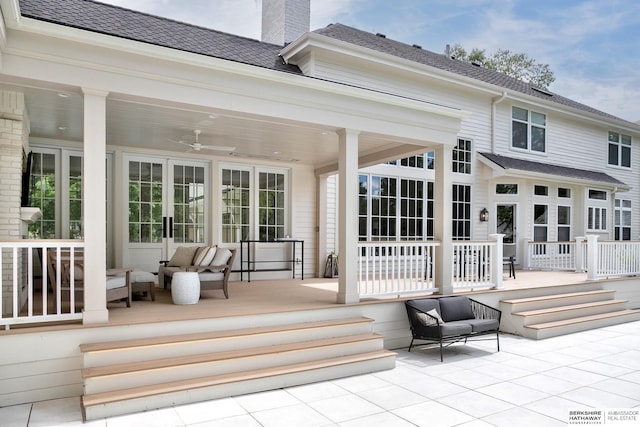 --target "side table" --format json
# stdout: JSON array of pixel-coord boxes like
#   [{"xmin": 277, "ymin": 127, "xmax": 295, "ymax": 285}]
[{"xmin": 171, "ymin": 271, "xmax": 200, "ymax": 305}]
